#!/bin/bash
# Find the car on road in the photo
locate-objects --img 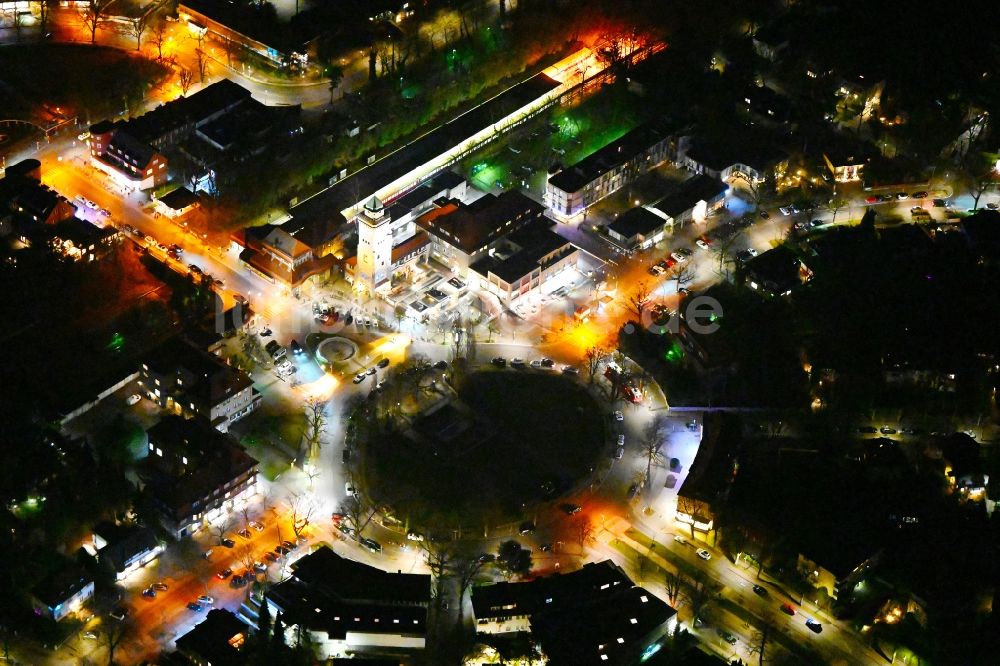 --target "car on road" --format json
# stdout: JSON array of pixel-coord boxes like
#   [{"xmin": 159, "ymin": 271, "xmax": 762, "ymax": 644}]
[
  {"xmin": 779, "ymin": 206, "xmax": 794, "ymax": 216},
  {"xmin": 911, "ymin": 191, "xmax": 928, "ymax": 199},
  {"xmin": 230, "ymin": 574, "xmax": 249, "ymax": 587},
  {"xmin": 648, "ymin": 264, "xmax": 666, "ymax": 276},
  {"xmin": 478, "ymin": 553, "xmax": 496, "ymax": 563},
  {"xmin": 82, "ymin": 631, "xmax": 98, "ymax": 640},
  {"xmin": 377, "ymin": 357, "xmax": 390, "ymax": 369},
  {"xmin": 896, "ymin": 192, "xmax": 908, "ymax": 200},
  {"xmin": 759, "ymin": 210, "xmax": 770, "ymax": 219},
  {"xmin": 613, "ymin": 410, "xmax": 624, "ymax": 422},
  {"xmin": 216, "ymin": 568, "xmax": 233, "ymax": 580},
  {"xmin": 361, "ymin": 537, "xmax": 382, "ymax": 553},
  {"xmin": 433, "ymin": 360, "xmax": 449, "ymax": 370},
  {"xmin": 540, "ymin": 358, "xmax": 555, "ymax": 368},
  {"xmin": 530, "ymin": 359, "xmax": 543, "ymax": 369},
  {"xmin": 627, "ymin": 482, "xmax": 640, "ymax": 499},
  {"xmin": 988, "ymin": 202, "xmax": 1000, "ymax": 210},
  {"xmin": 346, "ymin": 482, "xmax": 357, "ymax": 496},
  {"xmin": 932, "ymin": 198, "xmax": 948, "ymax": 207},
  {"xmin": 125, "ymin": 393, "xmax": 142, "ymax": 406},
  {"xmin": 221, "ymin": 538, "xmax": 235, "ymax": 548},
  {"xmin": 752, "ymin": 584, "xmax": 768, "ymax": 596},
  {"xmin": 282, "ymin": 540, "xmax": 297, "ymax": 550},
  {"xmin": 290, "ymin": 340, "xmax": 304, "ymax": 355},
  {"xmin": 275, "ymin": 545, "xmax": 291, "ymax": 555},
  {"xmin": 562, "ymin": 365, "xmax": 579, "ymax": 375},
  {"xmin": 617, "ymin": 434, "xmax": 625, "ymax": 446},
  {"xmin": 491, "ymin": 356, "xmax": 507, "ymax": 367},
  {"xmin": 674, "ymin": 535, "xmax": 687, "ymax": 545},
  {"xmin": 188, "ymin": 264, "xmax": 202, "ymax": 274},
  {"xmin": 880, "ymin": 426, "xmax": 898, "ymax": 435},
  {"xmin": 249, "ymin": 521, "xmax": 264, "ymax": 531},
  {"xmin": 865, "ymin": 196, "xmax": 879, "ymax": 204},
  {"xmin": 809, "ymin": 219, "xmax": 823, "ymax": 228},
  {"xmin": 805, "ymin": 618, "xmax": 823, "ymax": 633},
  {"xmin": 562, "ymin": 503, "xmax": 582, "ymax": 515},
  {"xmin": 187, "ymin": 602, "xmax": 203, "ymax": 612},
  {"xmin": 511, "ymin": 358, "xmax": 526, "ymax": 368},
  {"xmin": 407, "ymin": 530, "xmax": 424, "ymax": 541},
  {"xmin": 615, "ymin": 445, "xmax": 624, "ymax": 459},
  {"xmin": 315, "ymin": 313, "xmax": 332, "ymax": 324},
  {"xmin": 780, "ymin": 603, "xmax": 796, "ymax": 616},
  {"xmin": 238, "ymin": 529, "xmax": 250, "ymax": 539},
  {"xmin": 353, "ymin": 373, "xmax": 366, "ymax": 384},
  {"xmin": 695, "ymin": 238, "xmax": 711, "ymax": 250},
  {"xmin": 696, "ymin": 548, "xmax": 712, "ymax": 561},
  {"xmin": 254, "ymin": 561, "xmax": 267, "ymax": 572},
  {"xmin": 337, "ymin": 523, "xmax": 355, "ymax": 539},
  {"xmin": 717, "ymin": 629, "xmax": 738, "ymax": 645},
  {"xmin": 264, "ymin": 551, "xmax": 279, "ymax": 562},
  {"xmin": 519, "ymin": 521, "xmax": 535, "ymax": 535},
  {"xmin": 198, "ymin": 595, "xmax": 214, "ymax": 605},
  {"xmin": 153, "ymin": 582, "xmax": 169, "ymax": 591},
  {"xmin": 142, "ymin": 586, "xmax": 156, "ymax": 598},
  {"xmin": 110, "ymin": 607, "xmax": 128, "ymax": 621}
]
